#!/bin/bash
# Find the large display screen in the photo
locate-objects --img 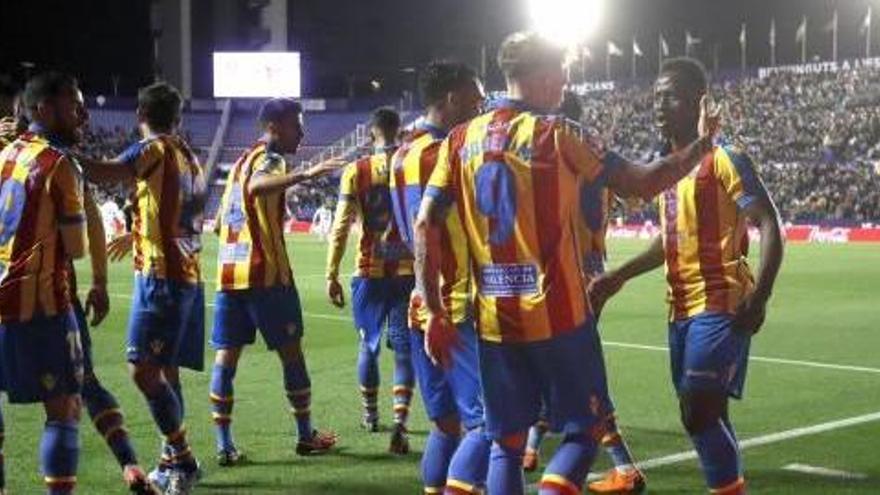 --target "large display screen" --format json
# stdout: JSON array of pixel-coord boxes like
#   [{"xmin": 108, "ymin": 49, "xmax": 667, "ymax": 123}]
[{"xmin": 213, "ymin": 52, "xmax": 301, "ymax": 98}]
